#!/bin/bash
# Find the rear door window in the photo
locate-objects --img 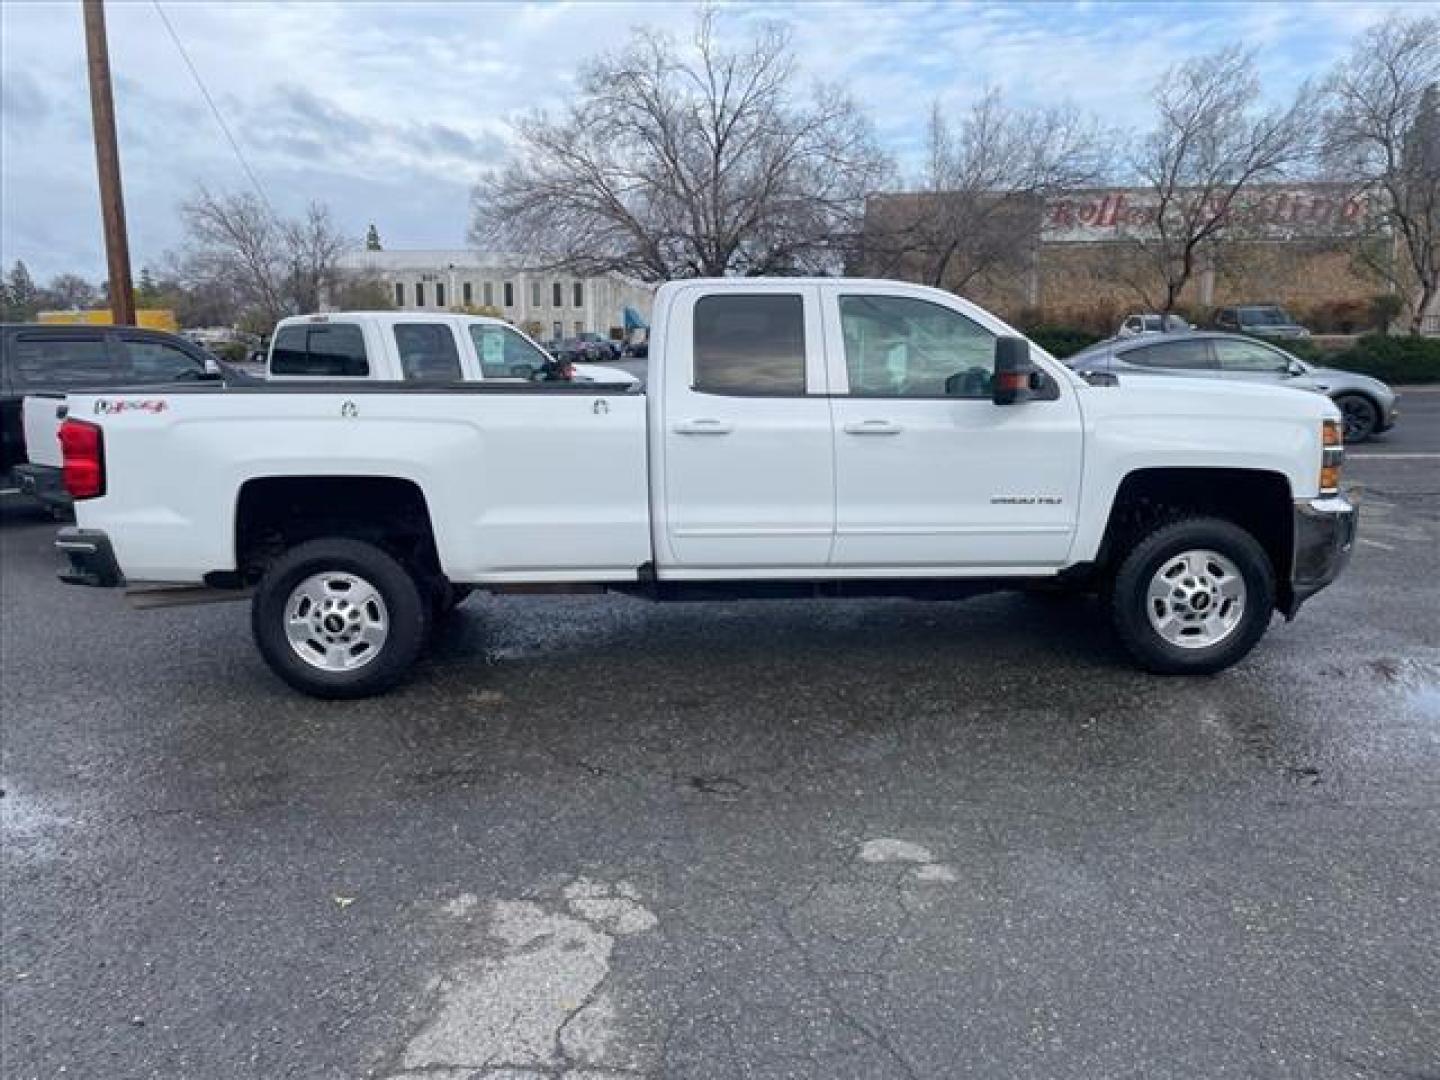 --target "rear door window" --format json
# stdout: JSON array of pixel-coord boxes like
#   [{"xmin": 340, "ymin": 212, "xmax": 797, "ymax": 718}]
[
  {"xmin": 1123, "ymin": 339, "xmax": 1216, "ymax": 371},
  {"xmin": 394, "ymin": 323, "xmax": 462, "ymax": 382},
  {"xmin": 693, "ymin": 294, "xmax": 806, "ymax": 395},
  {"xmin": 10, "ymin": 334, "xmax": 117, "ymax": 388},
  {"xmin": 270, "ymin": 324, "xmax": 369, "ymax": 377}
]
